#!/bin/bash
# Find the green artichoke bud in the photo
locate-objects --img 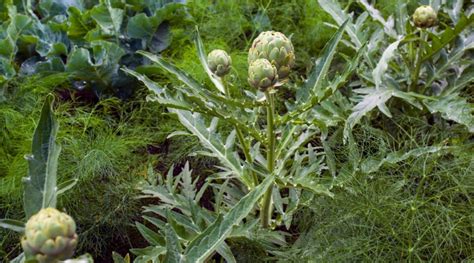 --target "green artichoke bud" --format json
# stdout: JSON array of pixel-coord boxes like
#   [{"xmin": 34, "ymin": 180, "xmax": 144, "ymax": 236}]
[
  {"xmin": 248, "ymin": 58, "xmax": 278, "ymax": 91},
  {"xmin": 207, "ymin": 49, "xmax": 232, "ymax": 77},
  {"xmin": 413, "ymin": 5, "xmax": 437, "ymax": 28},
  {"xmin": 248, "ymin": 31, "xmax": 295, "ymax": 80},
  {"xmin": 21, "ymin": 208, "xmax": 78, "ymax": 263}
]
